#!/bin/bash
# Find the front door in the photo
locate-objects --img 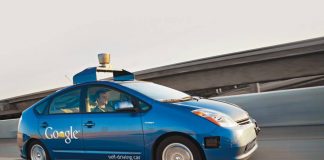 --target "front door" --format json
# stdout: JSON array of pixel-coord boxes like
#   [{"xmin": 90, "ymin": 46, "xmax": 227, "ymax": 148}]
[{"xmin": 82, "ymin": 85, "xmax": 144, "ymax": 160}]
